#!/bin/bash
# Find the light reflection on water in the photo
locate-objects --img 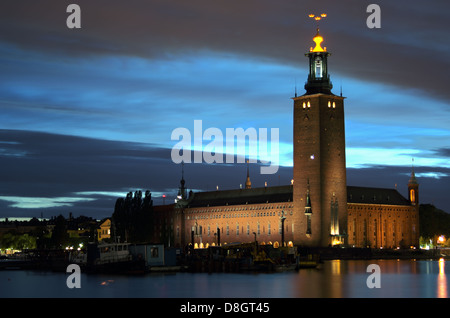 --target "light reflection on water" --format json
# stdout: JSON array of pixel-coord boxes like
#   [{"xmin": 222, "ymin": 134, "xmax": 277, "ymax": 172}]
[
  {"xmin": 0, "ymin": 259, "xmax": 448, "ymax": 298},
  {"xmin": 438, "ymin": 258, "xmax": 447, "ymax": 298}
]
